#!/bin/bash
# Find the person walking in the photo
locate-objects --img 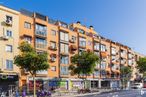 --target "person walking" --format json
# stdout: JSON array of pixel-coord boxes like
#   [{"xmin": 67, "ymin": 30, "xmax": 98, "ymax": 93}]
[{"xmin": 22, "ymin": 90, "xmax": 26, "ymax": 97}]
